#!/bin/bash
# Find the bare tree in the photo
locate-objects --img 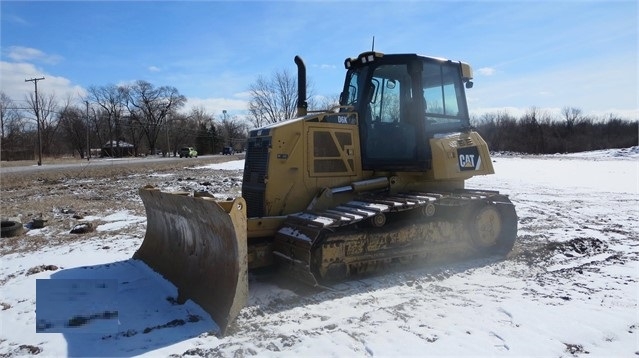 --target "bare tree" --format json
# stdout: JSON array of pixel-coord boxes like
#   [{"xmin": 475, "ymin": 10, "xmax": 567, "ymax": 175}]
[
  {"xmin": 247, "ymin": 69, "xmax": 314, "ymax": 128},
  {"xmin": 188, "ymin": 106, "xmax": 217, "ymax": 155},
  {"xmin": 58, "ymin": 105, "xmax": 88, "ymax": 158},
  {"xmin": 519, "ymin": 107, "xmax": 546, "ymax": 154},
  {"xmin": 88, "ymin": 84, "xmax": 127, "ymax": 147},
  {"xmin": 122, "ymin": 113, "xmax": 146, "ymax": 156},
  {"xmin": 26, "ymin": 91, "xmax": 60, "ymax": 156},
  {"xmin": 562, "ymin": 107, "xmax": 583, "ymax": 128},
  {"xmin": 313, "ymin": 94, "xmax": 340, "ymax": 111},
  {"xmin": 166, "ymin": 112, "xmax": 196, "ymax": 157},
  {"xmin": 0, "ymin": 92, "xmax": 20, "ymax": 141},
  {"xmin": 126, "ymin": 80, "xmax": 186, "ymax": 154},
  {"xmin": 0, "ymin": 92, "xmax": 30, "ymax": 158},
  {"xmin": 220, "ymin": 113, "xmax": 248, "ymax": 150},
  {"xmin": 90, "ymin": 107, "xmax": 110, "ymax": 155},
  {"xmin": 188, "ymin": 106, "xmax": 214, "ymax": 125}
]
